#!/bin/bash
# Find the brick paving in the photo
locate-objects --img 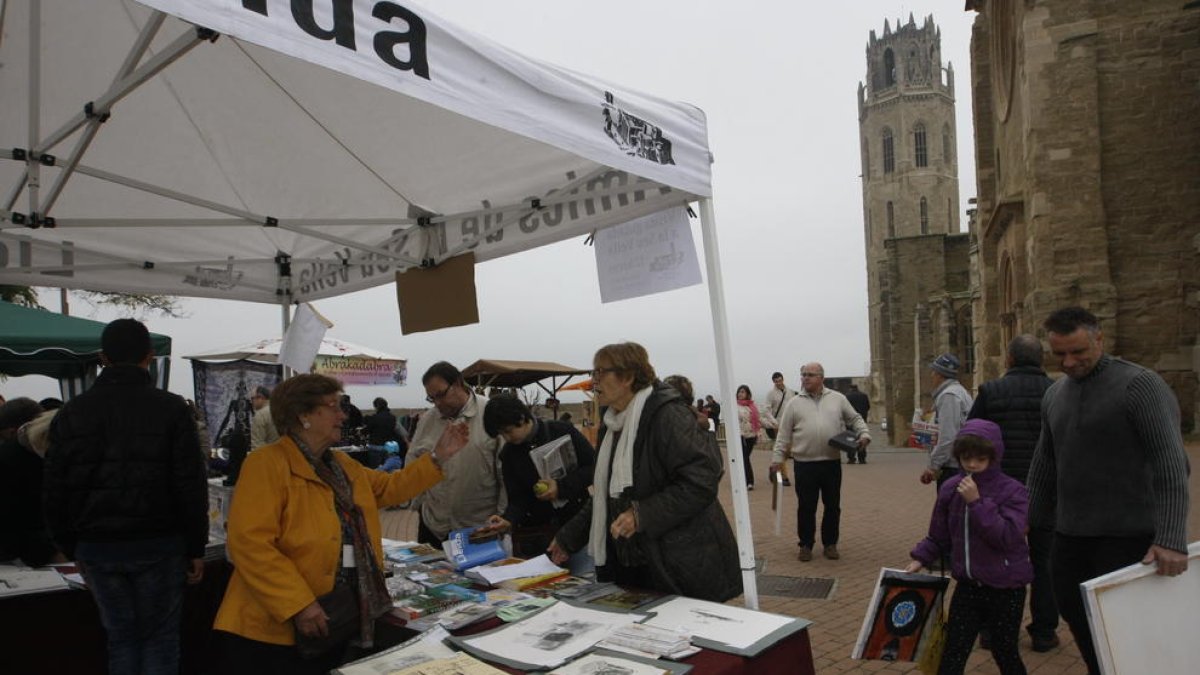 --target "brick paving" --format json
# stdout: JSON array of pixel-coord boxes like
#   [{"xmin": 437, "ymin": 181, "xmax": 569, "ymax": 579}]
[{"xmin": 382, "ymin": 426, "xmax": 1200, "ymax": 674}]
